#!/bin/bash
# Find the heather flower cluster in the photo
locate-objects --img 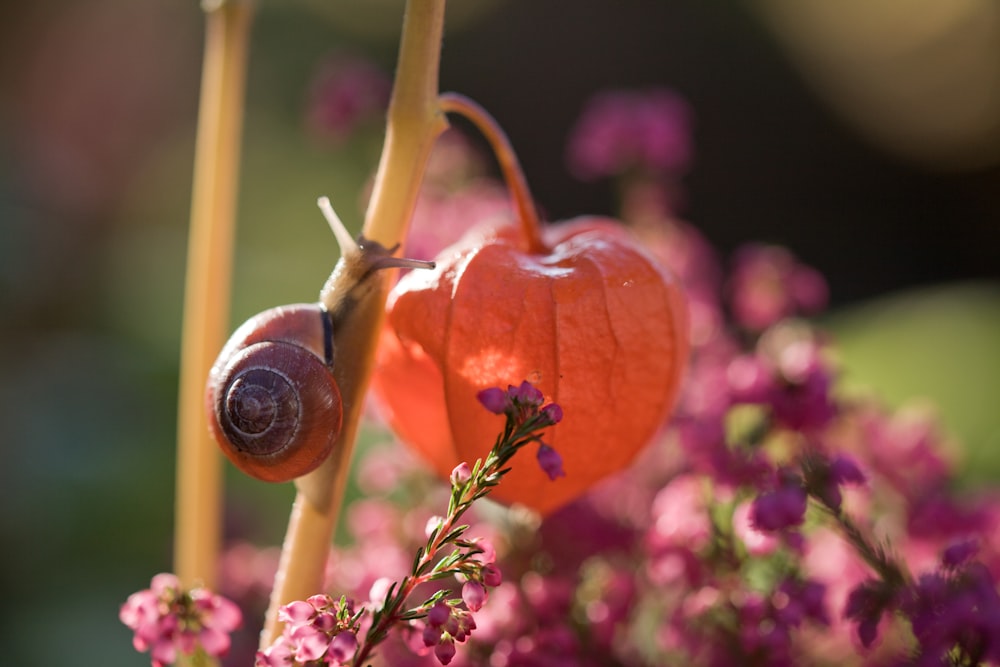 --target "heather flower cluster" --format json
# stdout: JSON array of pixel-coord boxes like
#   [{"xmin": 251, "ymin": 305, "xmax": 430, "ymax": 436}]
[
  {"xmin": 256, "ymin": 595, "xmax": 361, "ymax": 666},
  {"xmin": 119, "ymin": 573, "xmax": 241, "ymax": 667},
  {"xmin": 248, "ymin": 382, "xmax": 563, "ymax": 667}
]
